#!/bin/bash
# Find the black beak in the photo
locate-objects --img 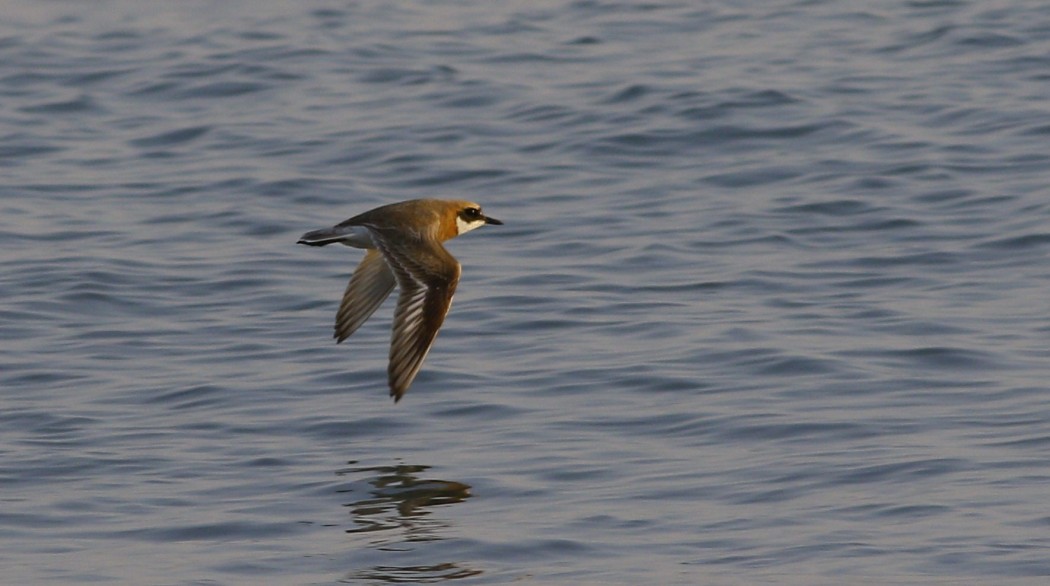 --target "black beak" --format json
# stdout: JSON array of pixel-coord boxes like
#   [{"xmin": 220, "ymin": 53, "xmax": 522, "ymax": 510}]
[{"xmin": 485, "ymin": 216, "xmax": 503, "ymax": 225}]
